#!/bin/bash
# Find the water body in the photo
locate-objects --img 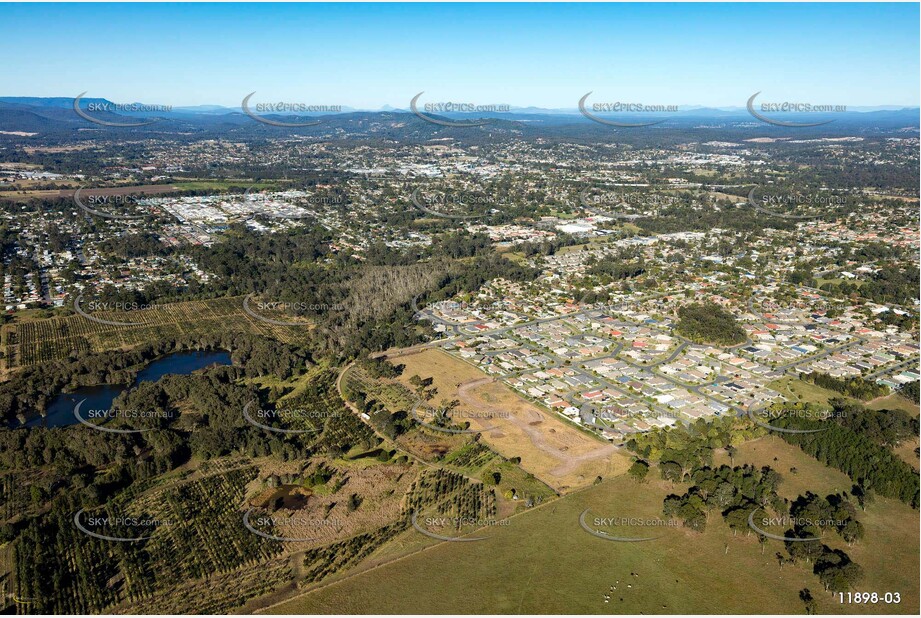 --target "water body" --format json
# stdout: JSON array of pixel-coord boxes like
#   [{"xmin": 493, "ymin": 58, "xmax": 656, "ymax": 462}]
[{"xmin": 19, "ymin": 350, "xmax": 231, "ymax": 429}]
